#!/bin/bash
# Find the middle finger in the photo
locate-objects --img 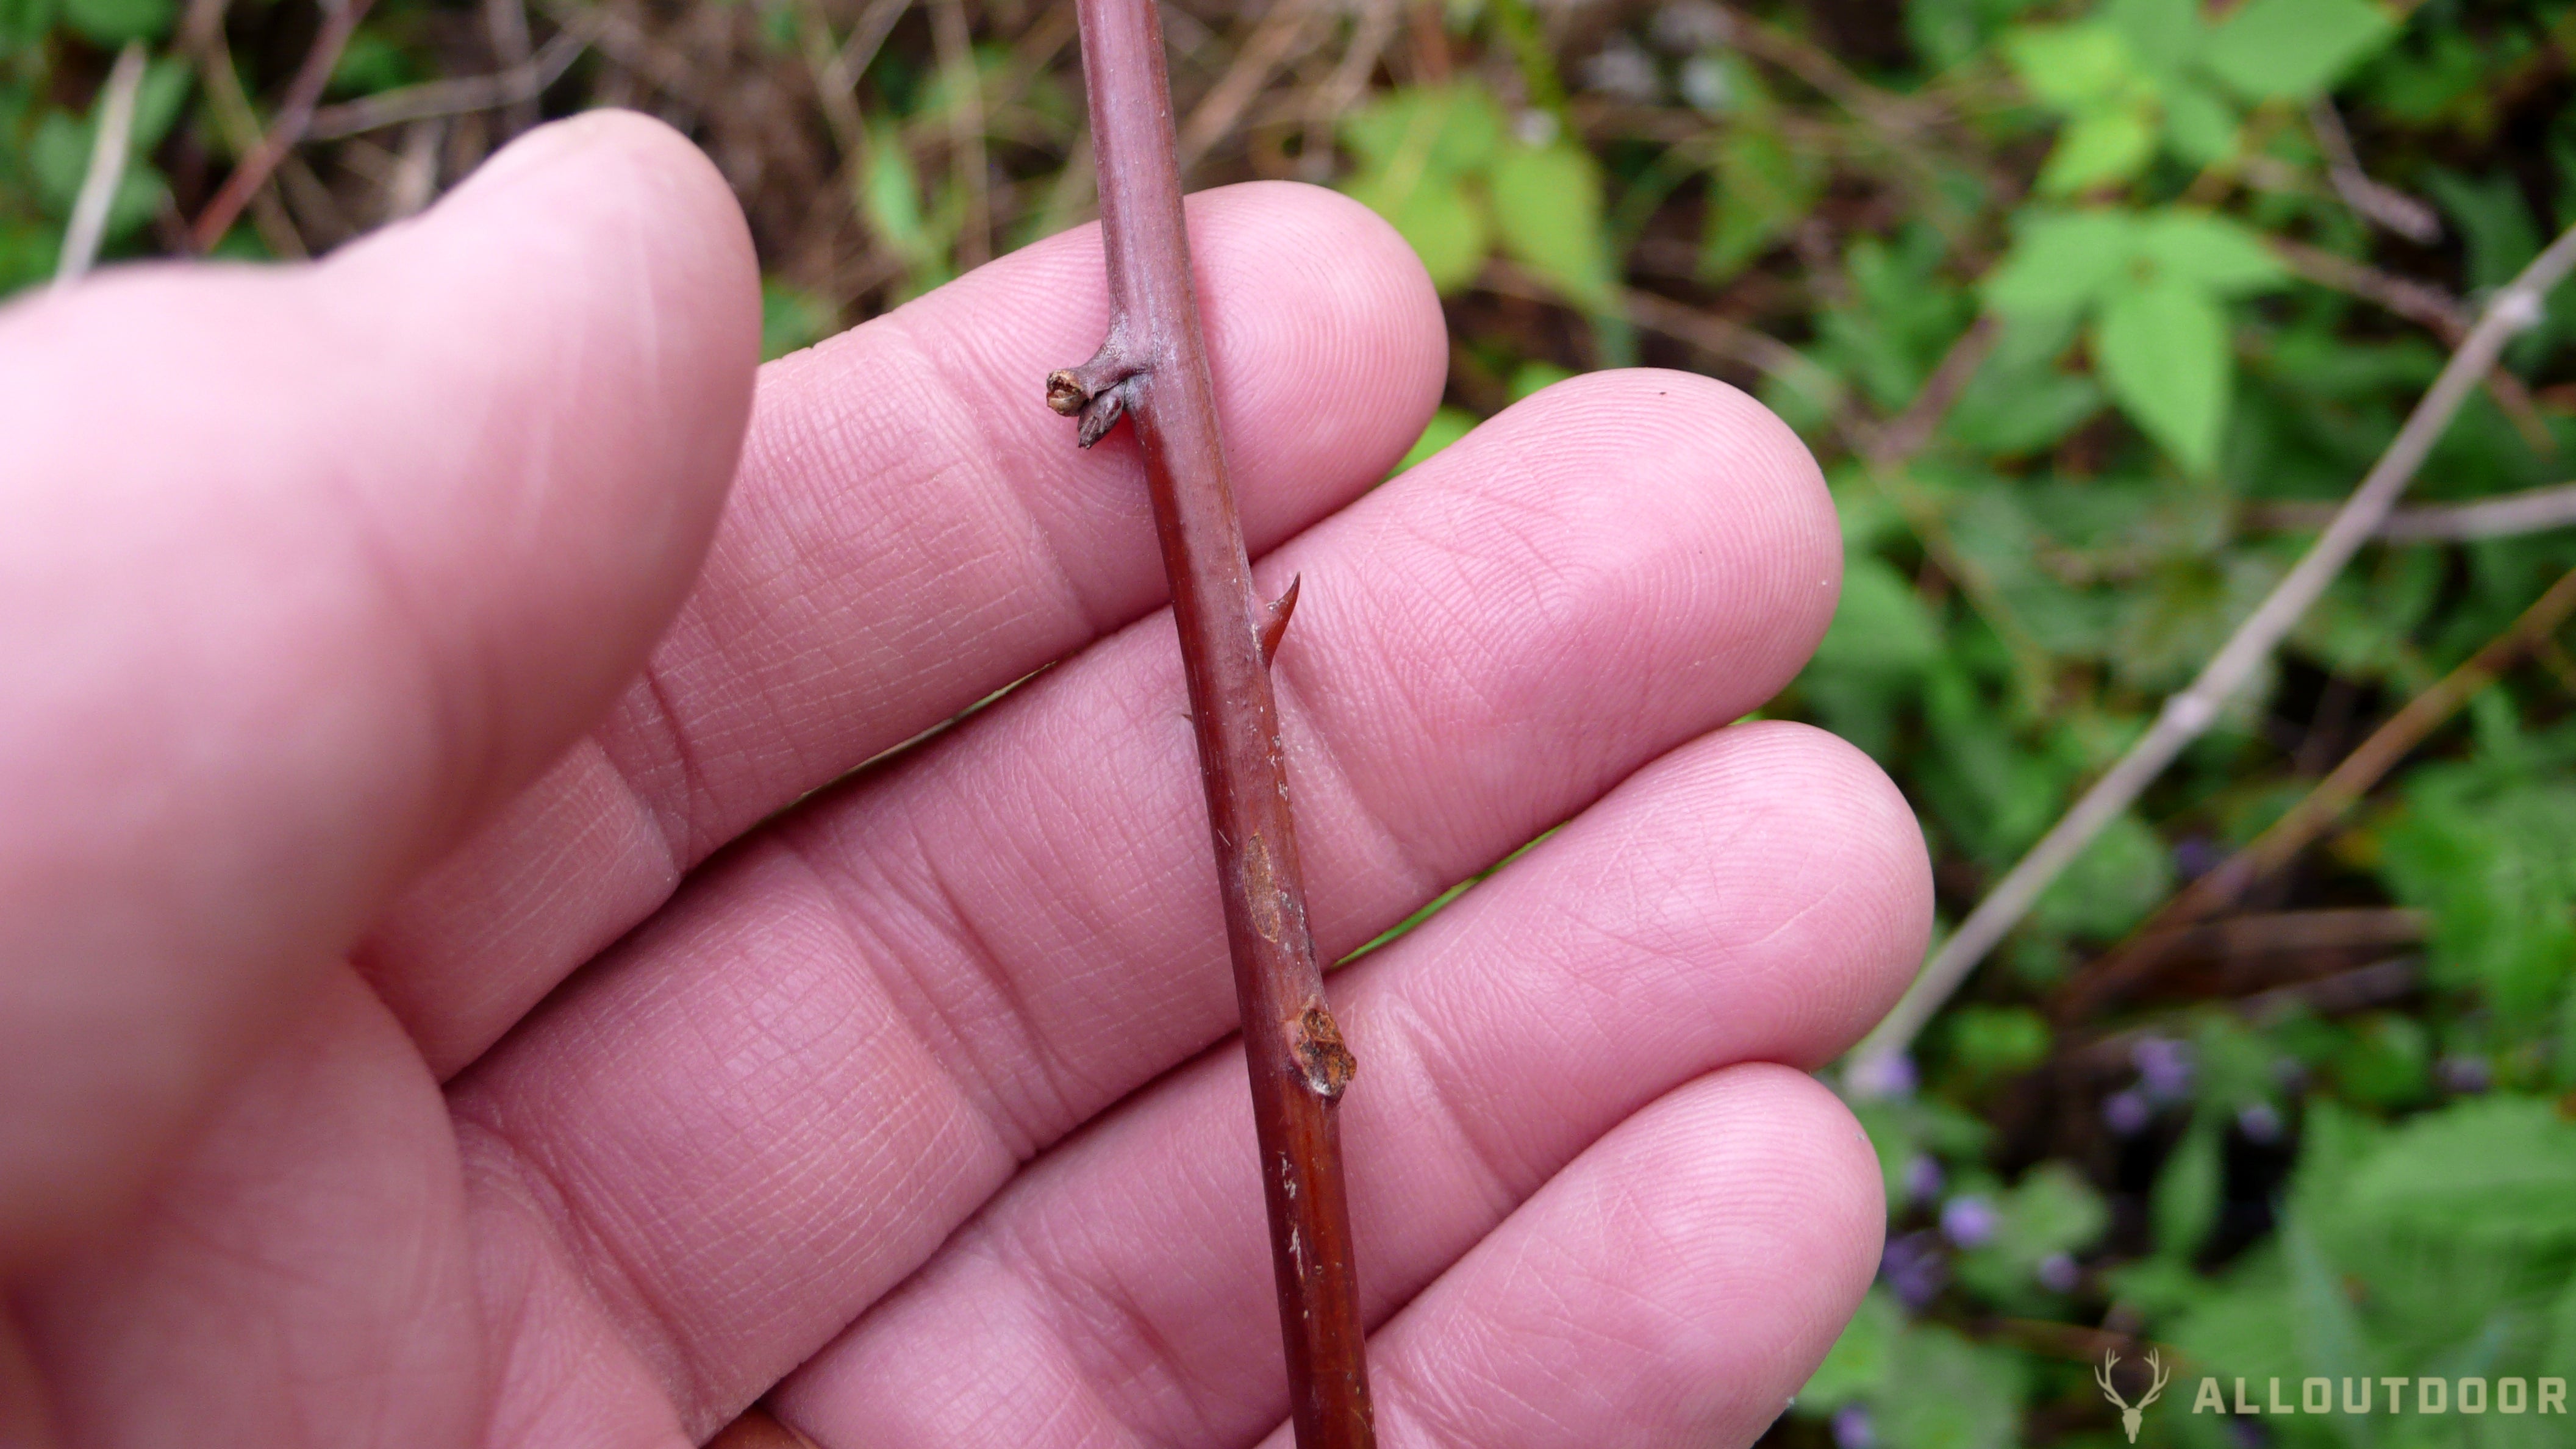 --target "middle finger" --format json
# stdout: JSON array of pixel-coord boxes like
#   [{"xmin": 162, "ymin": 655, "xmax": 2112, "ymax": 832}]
[{"xmin": 448, "ymin": 370, "xmax": 1838, "ymax": 1434}]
